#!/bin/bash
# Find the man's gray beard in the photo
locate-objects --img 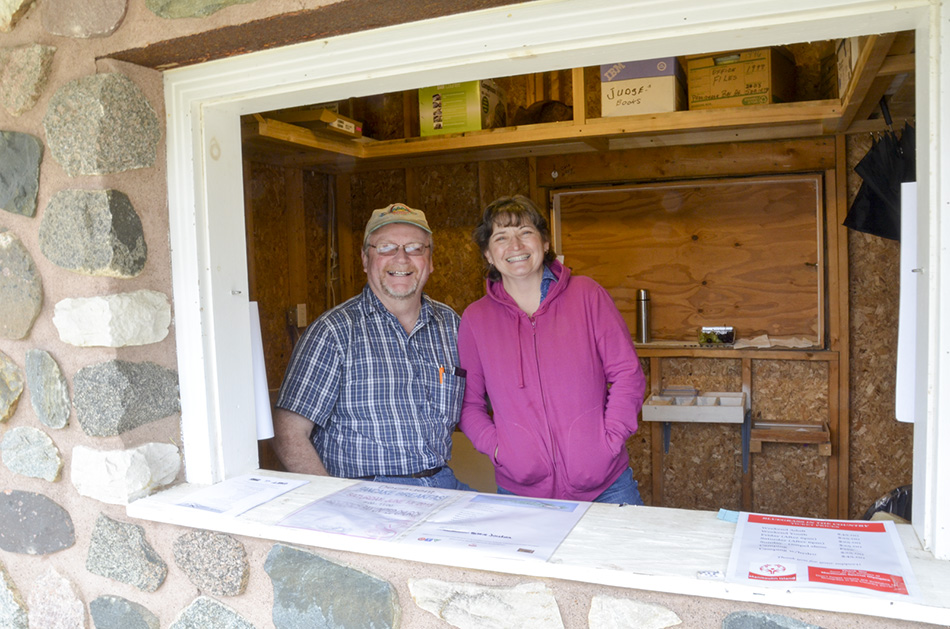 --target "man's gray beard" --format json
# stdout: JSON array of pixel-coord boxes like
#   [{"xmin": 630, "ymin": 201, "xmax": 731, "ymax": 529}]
[{"xmin": 381, "ymin": 276, "xmax": 420, "ymax": 300}]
